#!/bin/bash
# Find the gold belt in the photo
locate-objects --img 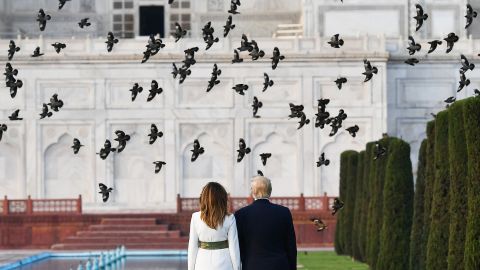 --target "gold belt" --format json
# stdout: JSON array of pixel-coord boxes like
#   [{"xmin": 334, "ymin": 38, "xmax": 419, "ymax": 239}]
[{"xmin": 198, "ymin": 240, "xmax": 229, "ymax": 250}]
